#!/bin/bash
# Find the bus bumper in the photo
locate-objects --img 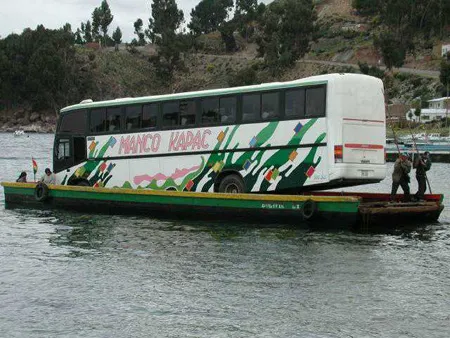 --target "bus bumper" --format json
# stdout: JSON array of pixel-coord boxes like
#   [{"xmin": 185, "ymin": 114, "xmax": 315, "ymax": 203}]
[{"xmin": 330, "ymin": 163, "xmax": 387, "ymax": 181}]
